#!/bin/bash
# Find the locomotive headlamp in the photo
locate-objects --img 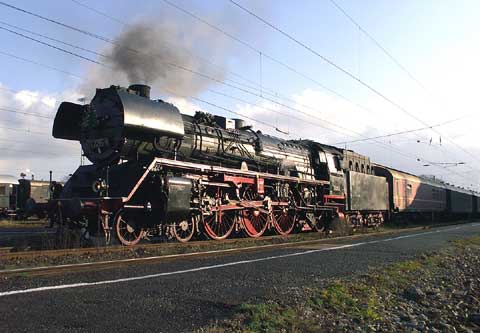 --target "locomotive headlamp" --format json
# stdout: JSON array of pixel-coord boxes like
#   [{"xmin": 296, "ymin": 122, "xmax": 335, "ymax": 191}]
[
  {"xmin": 92, "ymin": 179, "xmax": 108, "ymax": 193},
  {"xmin": 145, "ymin": 201, "xmax": 152, "ymax": 212}
]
